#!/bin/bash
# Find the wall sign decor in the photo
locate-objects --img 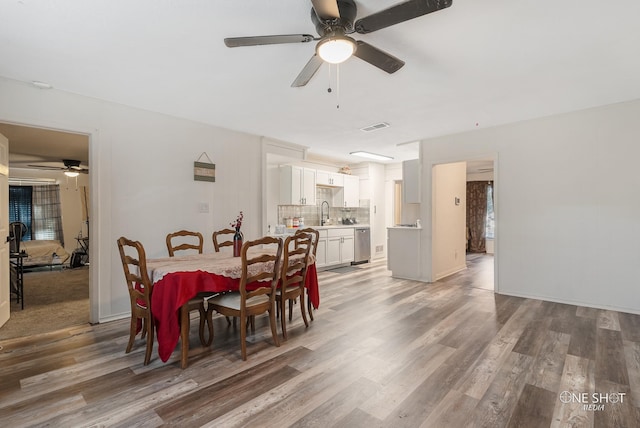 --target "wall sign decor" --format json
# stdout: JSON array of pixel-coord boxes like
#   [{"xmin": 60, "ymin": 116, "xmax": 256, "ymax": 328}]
[{"xmin": 194, "ymin": 152, "xmax": 215, "ymax": 182}]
